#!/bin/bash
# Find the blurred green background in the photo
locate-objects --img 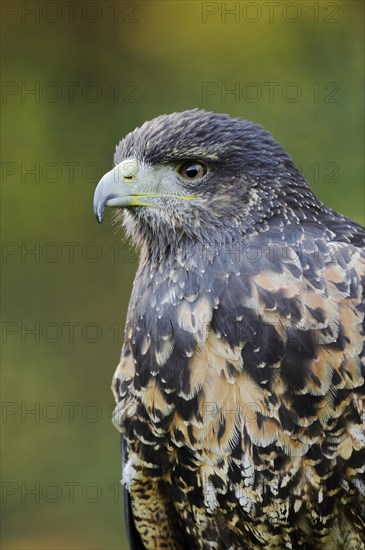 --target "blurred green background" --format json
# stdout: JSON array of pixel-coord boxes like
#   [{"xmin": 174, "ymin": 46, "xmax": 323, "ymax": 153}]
[{"xmin": 1, "ymin": 1, "xmax": 364, "ymax": 548}]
